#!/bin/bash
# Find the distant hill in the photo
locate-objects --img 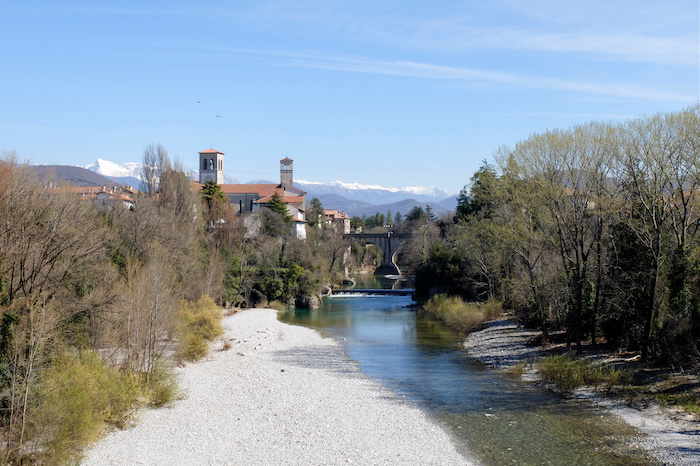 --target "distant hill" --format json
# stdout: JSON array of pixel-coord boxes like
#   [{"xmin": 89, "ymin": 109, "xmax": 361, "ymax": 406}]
[
  {"xmin": 314, "ymin": 193, "xmax": 456, "ymax": 218},
  {"xmin": 31, "ymin": 165, "xmax": 117, "ymax": 188},
  {"xmin": 295, "ymin": 179, "xmax": 453, "ymax": 205}
]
